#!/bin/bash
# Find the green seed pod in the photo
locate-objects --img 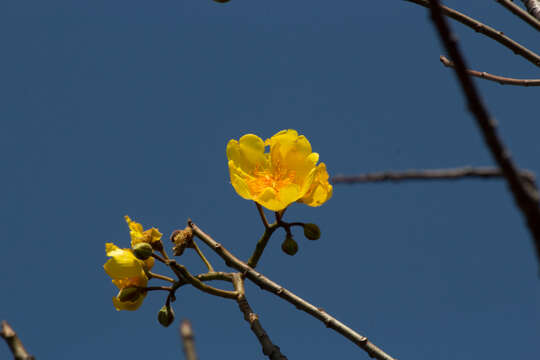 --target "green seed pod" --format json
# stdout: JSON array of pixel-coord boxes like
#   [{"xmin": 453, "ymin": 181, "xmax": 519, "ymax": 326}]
[
  {"xmin": 132, "ymin": 242, "xmax": 153, "ymax": 260},
  {"xmin": 158, "ymin": 305, "xmax": 175, "ymax": 327},
  {"xmin": 118, "ymin": 287, "xmax": 141, "ymax": 302},
  {"xmin": 281, "ymin": 235, "xmax": 298, "ymax": 256},
  {"xmin": 303, "ymin": 223, "xmax": 321, "ymax": 241}
]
